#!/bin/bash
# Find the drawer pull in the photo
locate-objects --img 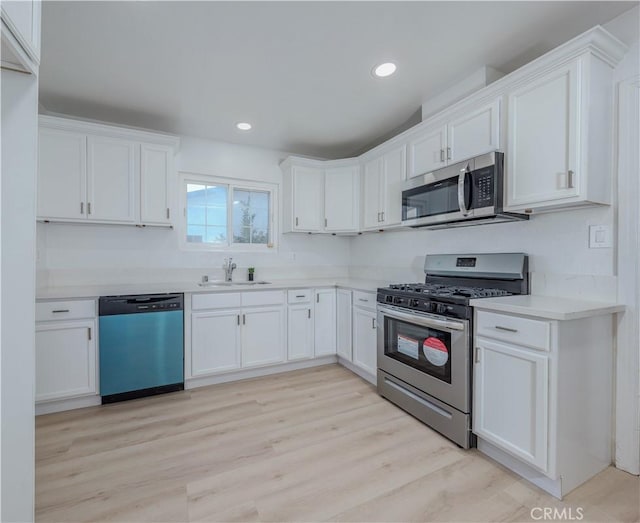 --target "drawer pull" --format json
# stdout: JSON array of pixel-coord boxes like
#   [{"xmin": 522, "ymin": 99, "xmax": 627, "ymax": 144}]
[
  {"xmin": 295, "ymin": 295, "xmax": 305, "ymax": 298},
  {"xmin": 52, "ymin": 309, "xmax": 70, "ymax": 313},
  {"xmin": 495, "ymin": 325, "xmax": 518, "ymax": 333},
  {"xmin": 358, "ymin": 298, "xmax": 369, "ymax": 303}
]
